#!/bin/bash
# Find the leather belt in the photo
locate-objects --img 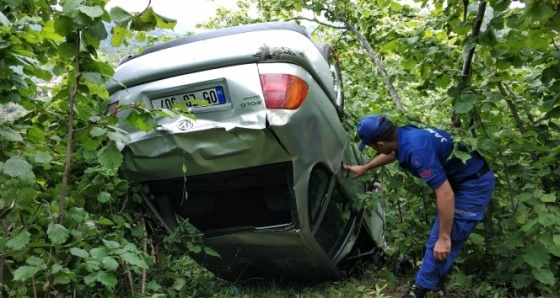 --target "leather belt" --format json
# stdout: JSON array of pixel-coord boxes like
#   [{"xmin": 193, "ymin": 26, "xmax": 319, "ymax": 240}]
[{"xmin": 454, "ymin": 163, "xmax": 490, "ymax": 184}]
